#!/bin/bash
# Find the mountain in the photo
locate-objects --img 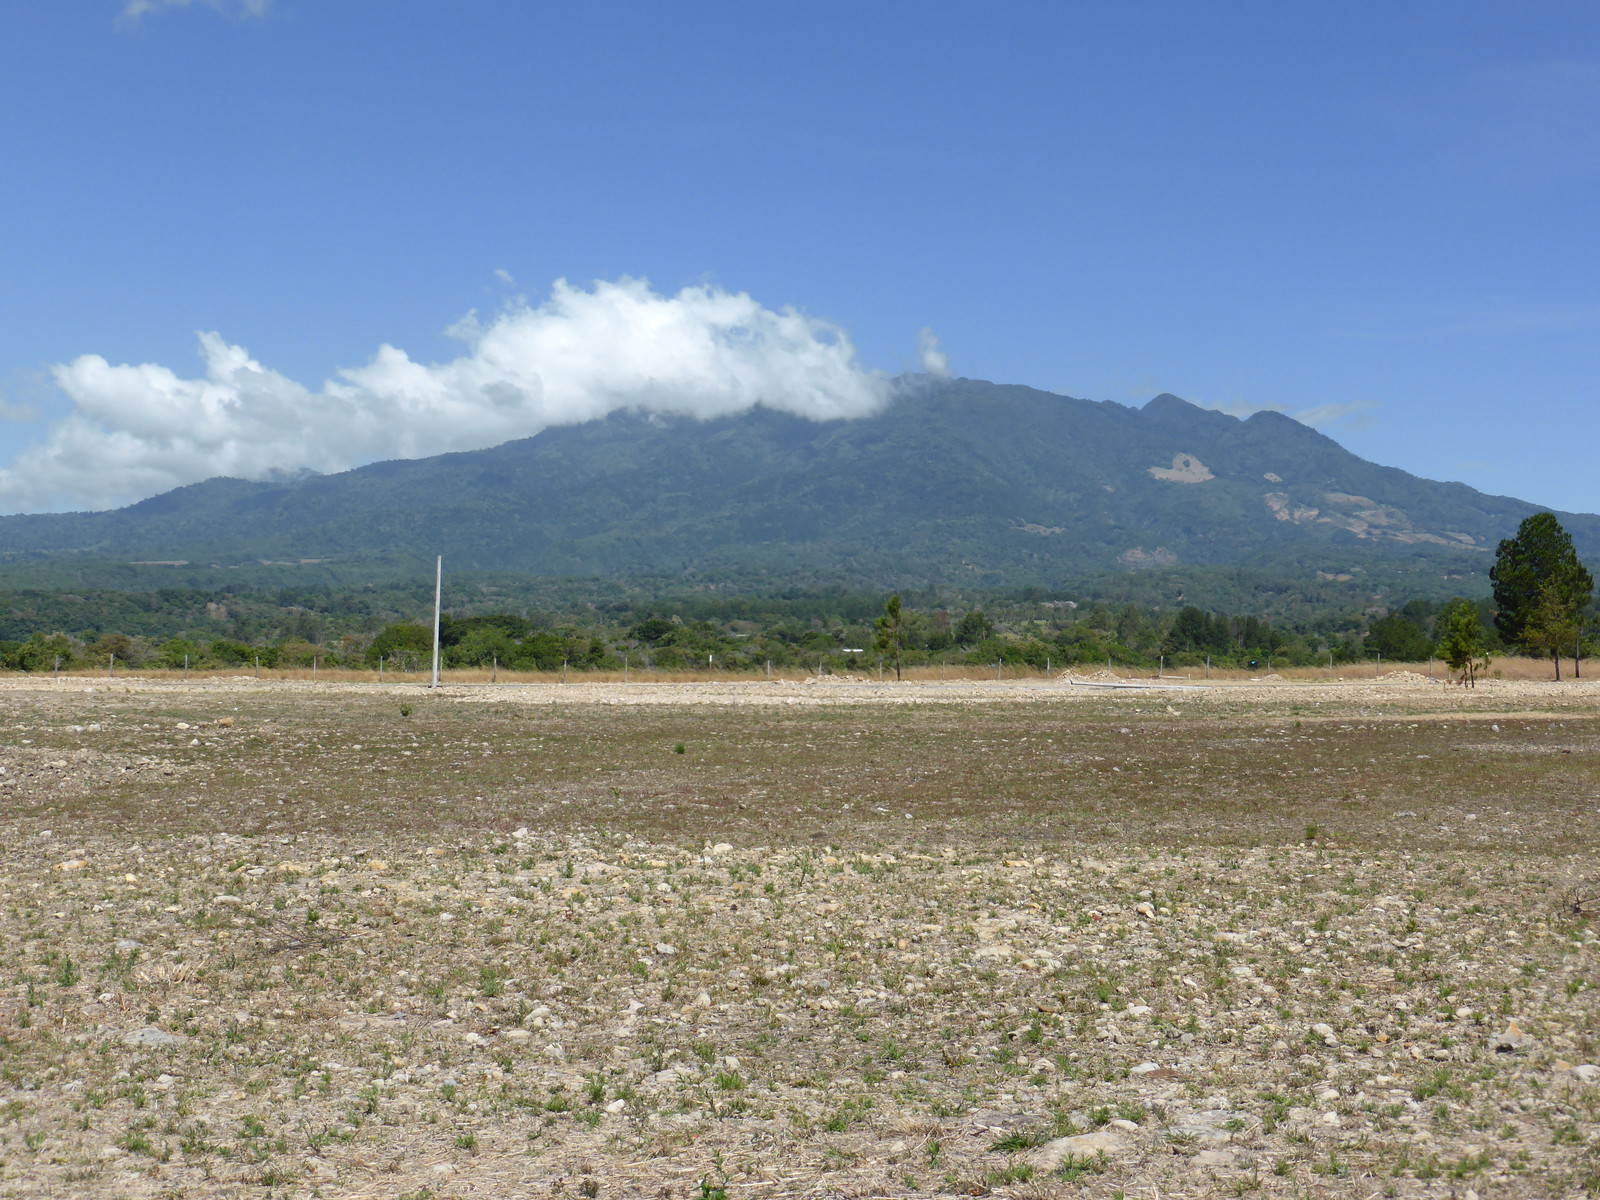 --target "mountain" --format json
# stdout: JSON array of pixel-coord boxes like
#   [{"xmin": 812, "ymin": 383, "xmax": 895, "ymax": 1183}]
[{"xmin": 0, "ymin": 378, "xmax": 1594, "ymax": 592}]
